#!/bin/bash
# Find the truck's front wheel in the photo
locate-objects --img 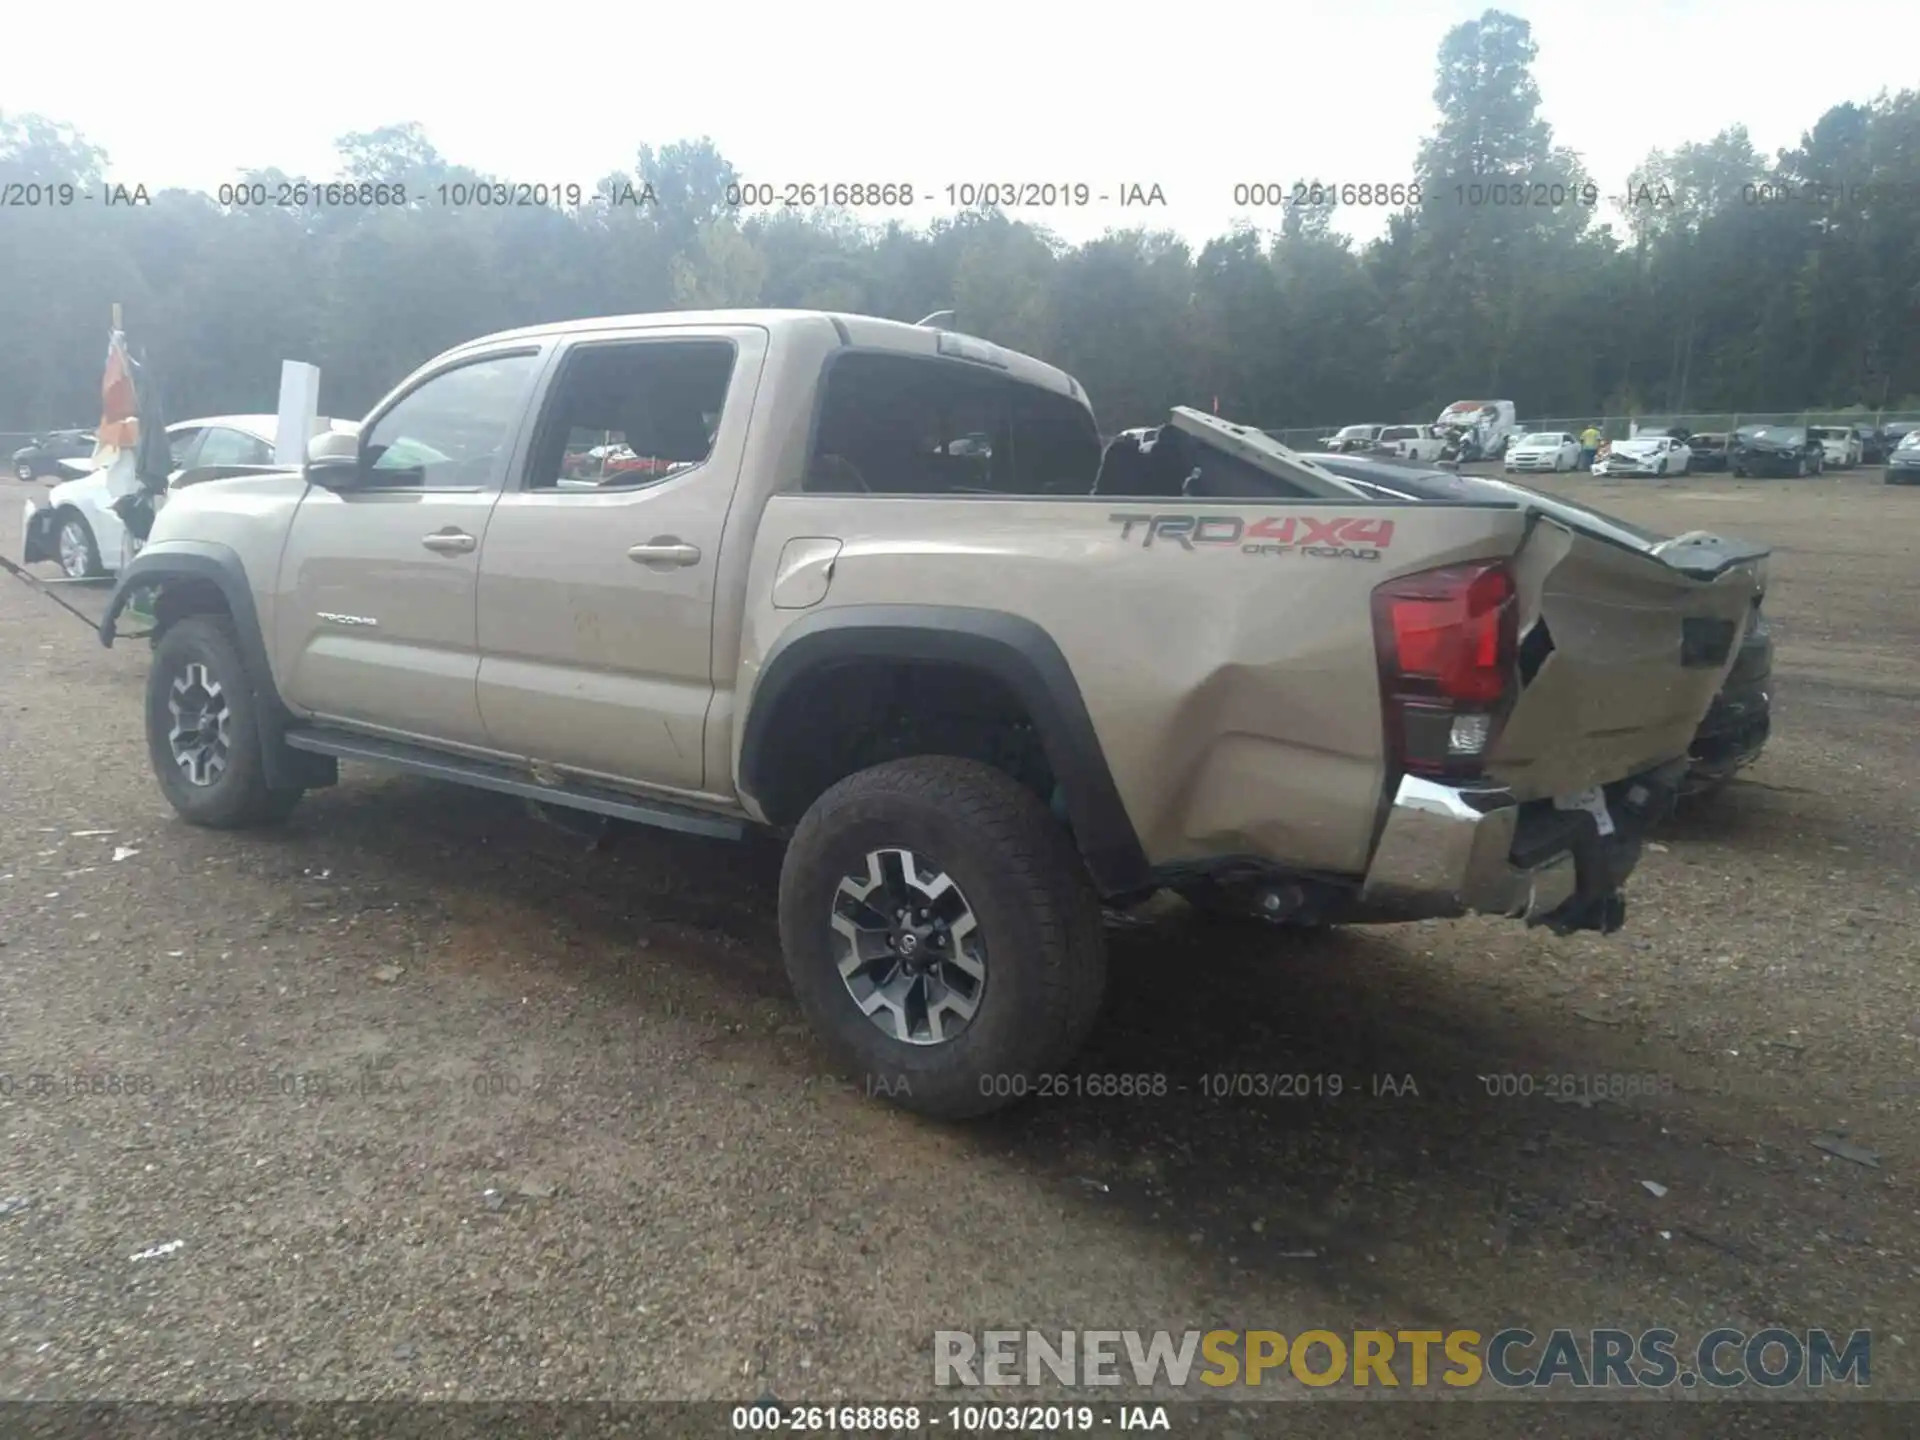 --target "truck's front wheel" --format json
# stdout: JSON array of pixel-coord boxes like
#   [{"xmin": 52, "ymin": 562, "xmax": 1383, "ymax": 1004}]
[
  {"xmin": 778, "ymin": 757, "xmax": 1107, "ymax": 1120},
  {"xmin": 145, "ymin": 615, "xmax": 305, "ymax": 829}
]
